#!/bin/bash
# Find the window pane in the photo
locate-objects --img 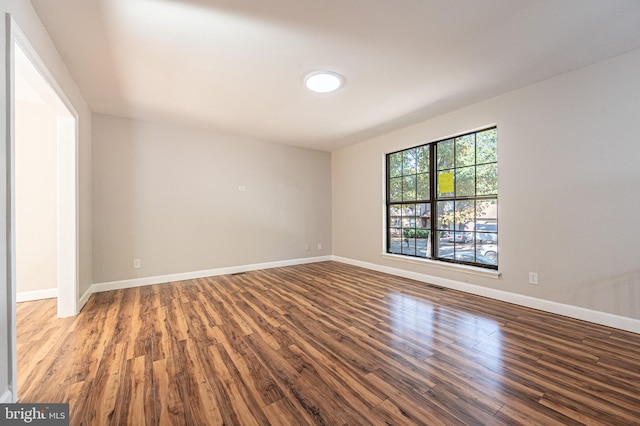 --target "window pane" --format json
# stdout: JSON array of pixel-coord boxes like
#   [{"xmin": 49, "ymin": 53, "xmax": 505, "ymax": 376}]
[
  {"xmin": 389, "ymin": 227, "xmax": 402, "ymax": 254},
  {"xmin": 476, "ymin": 199, "xmax": 497, "ymax": 222},
  {"xmin": 415, "ymin": 231, "xmax": 428, "ymax": 257},
  {"xmin": 401, "ymin": 203, "xmax": 417, "ymax": 256},
  {"xmin": 389, "ymin": 152, "xmax": 403, "ymax": 177},
  {"xmin": 436, "ymin": 201, "xmax": 454, "ymax": 230},
  {"xmin": 417, "ymin": 173, "xmax": 430, "ymax": 200},
  {"xmin": 389, "ymin": 205, "xmax": 401, "ymax": 221},
  {"xmin": 416, "ymin": 203, "xmax": 430, "ymax": 229},
  {"xmin": 475, "ymin": 199, "xmax": 497, "ymax": 245},
  {"xmin": 401, "ymin": 217, "xmax": 415, "ymax": 228},
  {"xmin": 402, "ymin": 204, "xmax": 416, "ymax": 219},
  {"xmin": 437, "ymin": 139, "xmax": 454, "ymax": 170},
  {"xmin": 455, "ymin": 134, "xmax": 475, "ymax": 167},
  {"xmin": 416, "ymin": 145, "xmax": 429, "ymax": 173},
  {"xmin": 403, "ymin": 149, "xmax": 417, "ymax": 175},
  {"xmin": 455, "ymin": 249, "xmax": 476, "ymax": 264},
  {"xmin": 477, "ymin": 128, "xmax": 497, "ymax": 164},
  {"xmin": 402, "ymin": 176, "xmax": 416, "ymax": 201},
  {"xmin": 435, "ymin": 232, "xmax": 454, "ymax": 259},
  {"xmin": 477, "ymin": 163, "xmax": 497, "ymax": 195},
  {"xmin": 389, "ymin": 177, "xmax": 402, "ymax": 202},
  {"xmin": 388, "ymin": 205, "xmax": 402, "ymax": 254},
  {"xmin": 455, "ymin": 166, "xmax": 475, "ymax": 197},
  {"xmin": 402, "ymin": 238, "xmax": 416, "ymax": 255},
  {"xmin": 477, "ymin": 240, "xmax": 498, "ymax": 264},
  {"xmin": 475, "ymin": 231, "xmax": 497, "ymax": 245},
  {"xmin": 455, "ymin": 200, "xmax": 475, "ymax": 232}
]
